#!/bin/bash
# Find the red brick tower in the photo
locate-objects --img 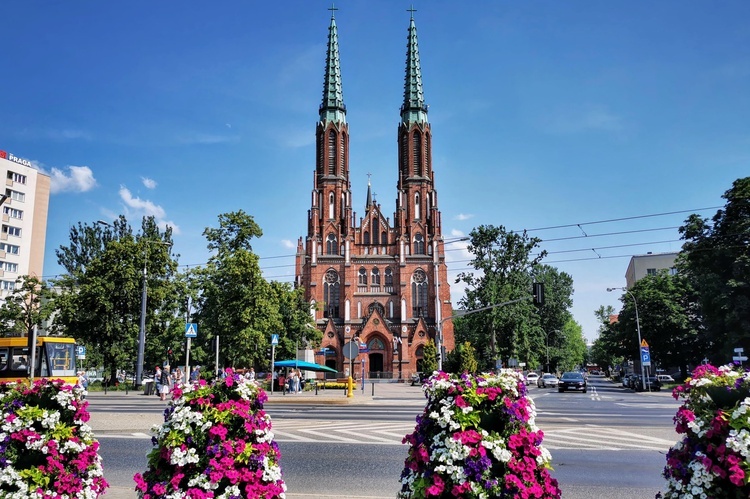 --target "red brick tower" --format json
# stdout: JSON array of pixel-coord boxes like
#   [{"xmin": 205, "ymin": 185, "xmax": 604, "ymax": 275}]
[{"xmin": 295, "ymin": 10, "xmax": 454, "ymax": 380}]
